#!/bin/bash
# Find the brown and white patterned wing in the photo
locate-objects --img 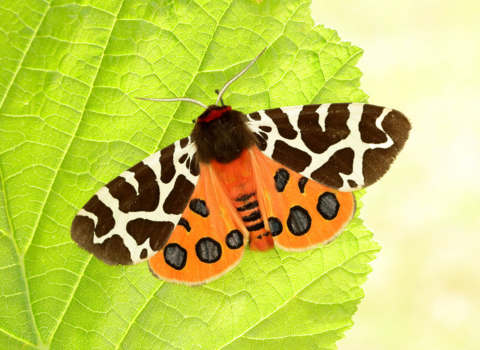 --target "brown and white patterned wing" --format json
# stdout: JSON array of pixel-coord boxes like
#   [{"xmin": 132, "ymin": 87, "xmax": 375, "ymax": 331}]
[
  {"xmin": 71, "ymin": 137, "xmax": 200, "ymax": 265},
  {"xmin": 247, "ymin": 103, "xmax": 411, "ymax": 192}
]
